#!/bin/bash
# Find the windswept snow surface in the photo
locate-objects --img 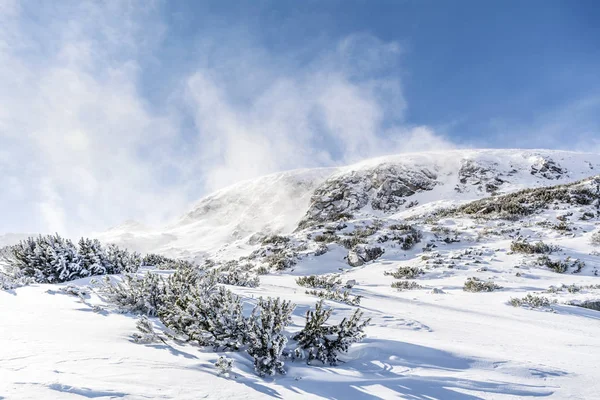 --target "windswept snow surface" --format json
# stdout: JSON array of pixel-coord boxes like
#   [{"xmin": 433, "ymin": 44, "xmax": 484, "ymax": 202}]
[{"xmin": 2, "ymin": 149, "xmax": 600, "ymax": 399}]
